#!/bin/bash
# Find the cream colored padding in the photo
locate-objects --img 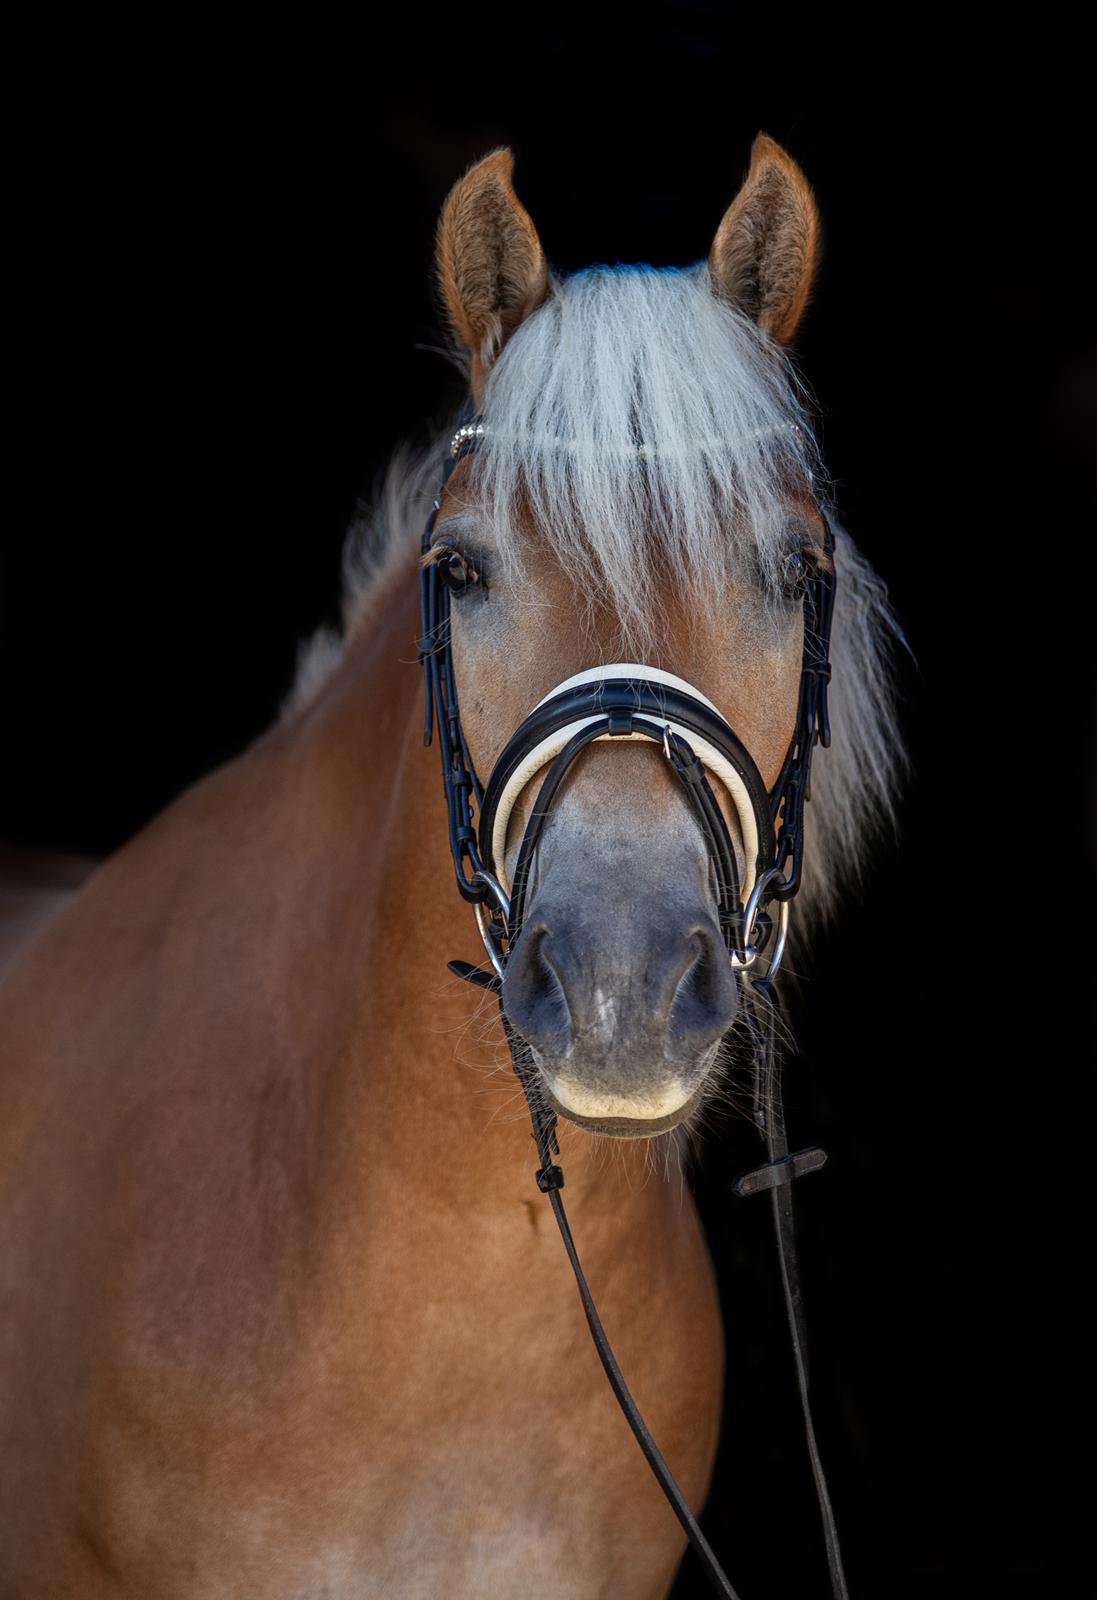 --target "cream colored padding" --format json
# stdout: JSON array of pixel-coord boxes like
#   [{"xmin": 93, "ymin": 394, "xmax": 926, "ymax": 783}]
[{"xmin": 490, "ymin": 665, "xmax": 760, "ymax": 905}]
